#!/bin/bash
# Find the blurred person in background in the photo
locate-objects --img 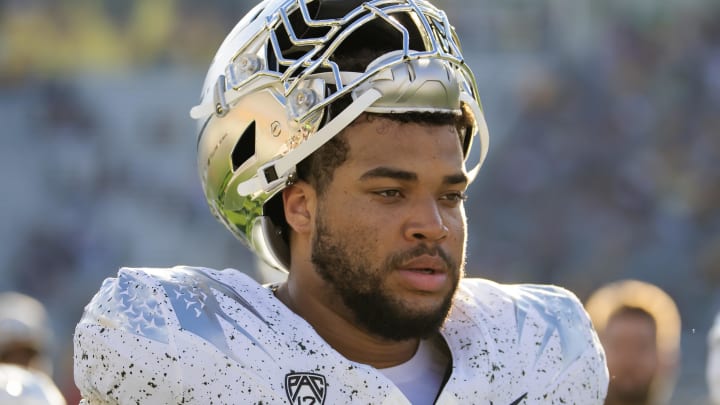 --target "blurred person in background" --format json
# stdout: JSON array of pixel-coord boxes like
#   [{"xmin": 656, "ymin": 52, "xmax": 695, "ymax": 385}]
[
  {"xmin": 707, "ymin": 312, "xmax": 720, "ymax": 404},
  {"xmin": 585, "ymin": 280, "xmax": 681, "ymax": 405},
  {"xmin": 0, "ymin": 292, "xmax": 66, "ymax": 405},
  {"xmin": 0, "ymin": 292, "xmax": 54, "ymax": 375}
]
